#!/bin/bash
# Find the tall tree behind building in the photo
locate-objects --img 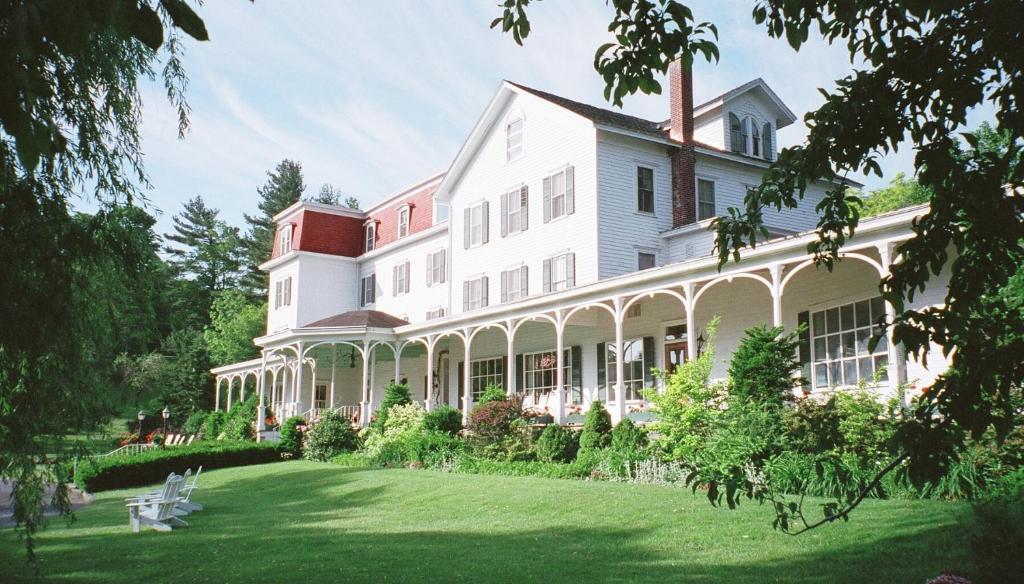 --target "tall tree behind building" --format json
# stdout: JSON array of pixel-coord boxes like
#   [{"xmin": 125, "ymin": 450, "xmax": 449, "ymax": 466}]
[{"xmin": 240, "ymin": 159, "xmax": 306, "ymax": 296}]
